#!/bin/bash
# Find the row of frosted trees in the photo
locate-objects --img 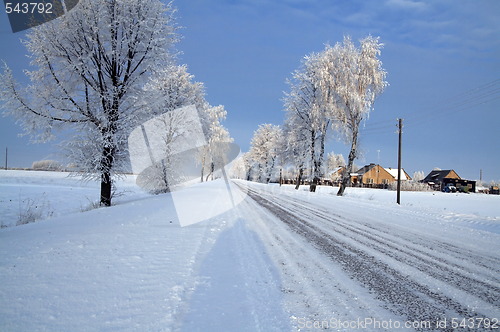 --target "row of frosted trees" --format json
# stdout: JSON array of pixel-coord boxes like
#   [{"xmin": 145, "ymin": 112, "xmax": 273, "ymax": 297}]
[
  {"xmin": 0, "ymin": 0, "xmax": 232, "ymax": 205},
  {"xmin": 240, "ymin": 36, "xmax": 387, "ymax": 195}
]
